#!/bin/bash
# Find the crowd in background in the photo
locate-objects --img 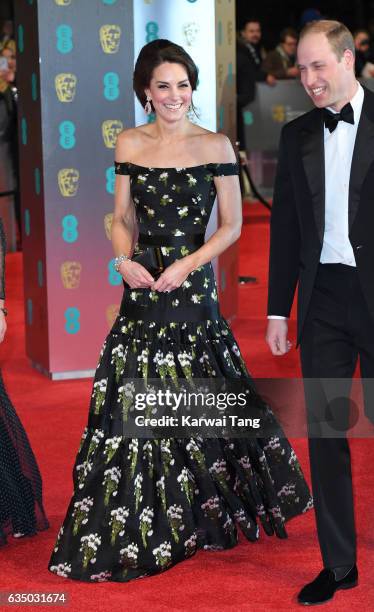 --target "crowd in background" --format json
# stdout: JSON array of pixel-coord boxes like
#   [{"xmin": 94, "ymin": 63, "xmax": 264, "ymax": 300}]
[{"xmin": 236, "ymin": 8, "xmax": 374, "ymax": 147}]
